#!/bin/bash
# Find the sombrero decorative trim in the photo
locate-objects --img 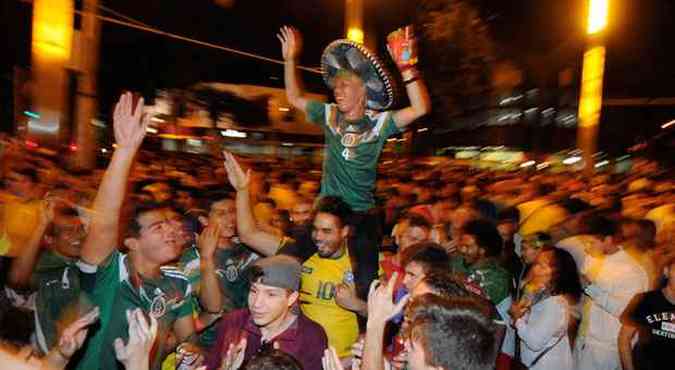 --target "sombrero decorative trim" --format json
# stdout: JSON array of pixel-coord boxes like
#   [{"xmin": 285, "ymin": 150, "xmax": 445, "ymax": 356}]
[{"xmin": 321, "ymin": 39, "xmax": 396, "ymax": 111}]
